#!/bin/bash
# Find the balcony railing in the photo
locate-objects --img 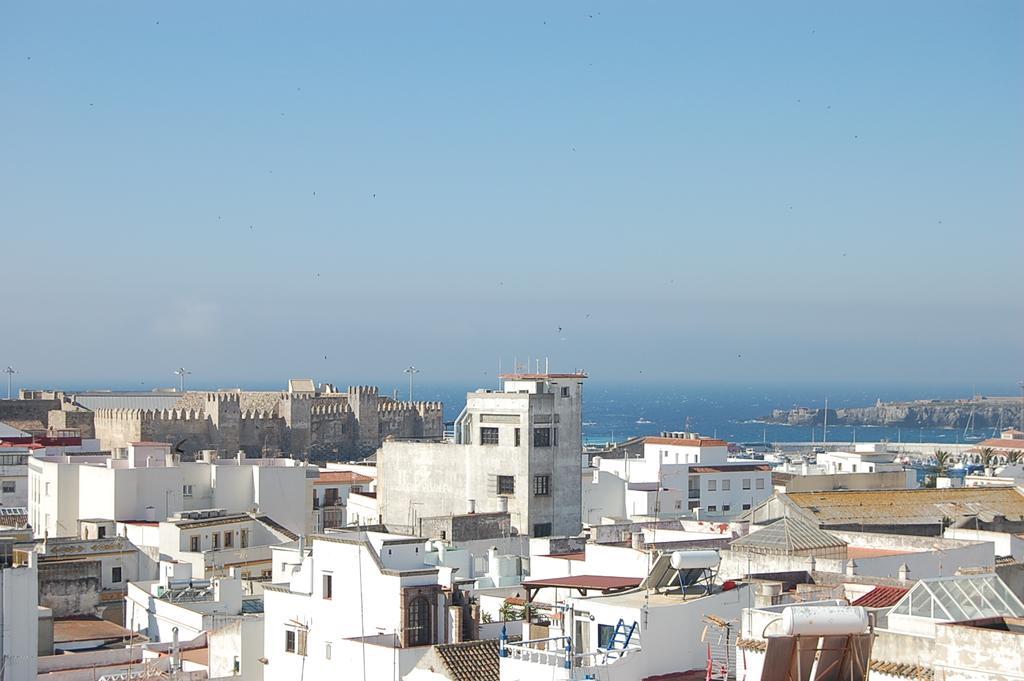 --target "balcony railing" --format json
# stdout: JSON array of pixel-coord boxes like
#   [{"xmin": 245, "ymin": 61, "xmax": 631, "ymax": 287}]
[{"xmin": 503, "ymin": 636, "xmax": 641, "ymax": 670}]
